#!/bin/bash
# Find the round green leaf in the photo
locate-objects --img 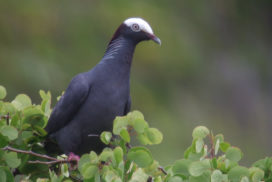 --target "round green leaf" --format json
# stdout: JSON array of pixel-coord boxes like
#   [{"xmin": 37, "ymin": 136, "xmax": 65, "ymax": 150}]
[
  {"xmin": 78, "ymin": 154, "xmax": 91, "ymax": 172},
  {"xmin": 188, "ymin": 171, "xmax": 211, "ymax": 182},
  {"xmin": 99, "ymin": 148, "xmax": 113, "ymax": 162},
  {"xmin": 127, "ymin": 110, "xmax": 144, "ymax": 121},
  {"xmin": 114, "ymin": 146, "xmax": 123, "ymax": 166},
  {"xmin": 120, "ymin": 128, "xmax": 130, "ymax": 143},
  {"xmin": 0, "ymin": 168, "xmax": 6, "ymax": 182},
  {"xmin": 100, "ymin": 131, "xmax": 112, "ymax": 145},
  {"xmin": 127, "ymin": 147, "xmax": 153, "ymax": 168},
  {"xmin": 0, "ymin": 166, "xmax": 14, "ymax": 182},
  {"xmin": 226, "ymin": 147, "xmax": 242, "ymax": 162},
  {"xmin": 146, "ymin": 128, "xmax": 163, "ymax": 144},
  {"xmin": 167, "ymin": 176, "xmax": 183, "ymax": 182},
  {"xmin": 228, "ymin": 166, "xmax": 250, "ymax": 182},
  {"xmin": 113, "ymin": 116, "xmax": 128, "ymax": 135},
  {"xmin": 81, "ymin": 163, "xmax": 98, "ymax": 179},
  {"xmin": 0, "ymin": 134, "xmax": 8, "ymax": 147},
  {"xmin": 0, "ymin": 125, "xmax": 18, "ymax": 140},
  {"xmin": 131, "ymin": 118, "xmax": 148, "ymax": 134},
  {"xmin": 3, "ymin": 152, "xmax": 21, "ymax": 168},
  {"xmin": 220, "ymin": 142, "xmax": 230, "ymax": 152},
  {"xmin": 240, "ymin": 176, "xmax": 250, "ymax": 182},
  {"xmin": 12, "ymin": 94, "xmax": 32, "ymax": 110},
  {"xmin": 214, "ymin": 139, "xmax": 220, "ymax": 155},
  {"xmin": 22, "ymin": 107, "xmax": 46, "ymax": 127},
  {"xmin": 188, "ymin": 159, "xmax": 211, "ymax": 177},
  {"xmin": 129, "ymin": 168, "xmax": 148, "ymax": 182},
  {"xmin": 137, "ymin": 133, "xmax": 150, "ymax": 145},
  {"xmin": 195, "ymin": 138, "xmax": 204, "ymax": 153},
  {"xmin": 192, "ymin": 126, "xmax": 209, "ymax": 139},
  {"xmin": 172, "ymin": 159, "xmax": 192, "ymax": 176},
  {"xmin": 0, "ymin": 86, "xmax": 7, "ymax": 100},
  {"xmin": 89, "ymin": 151, "xmax": 99, "ymax": 164},
  {"xmin": 103, "ymin": 170, "xmax": 122, "ymax": 182},
  {"xmin": 249, "ymin": 167, "xmax": 264, "ymax": 182},
  {"xmin": 2, "ymin": 103, "xmax": 16, "ymax": 115},
  {"xmin": 211, "ymin": 170, "xmax": 224, "ymax": 182}
]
